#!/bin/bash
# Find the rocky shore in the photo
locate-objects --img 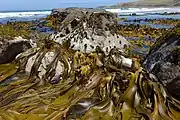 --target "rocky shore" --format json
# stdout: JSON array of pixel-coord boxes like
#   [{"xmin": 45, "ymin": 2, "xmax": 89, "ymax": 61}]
[{"xmin": 0, "ymin": 8, "xmax": 179, "ymax": 120}]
